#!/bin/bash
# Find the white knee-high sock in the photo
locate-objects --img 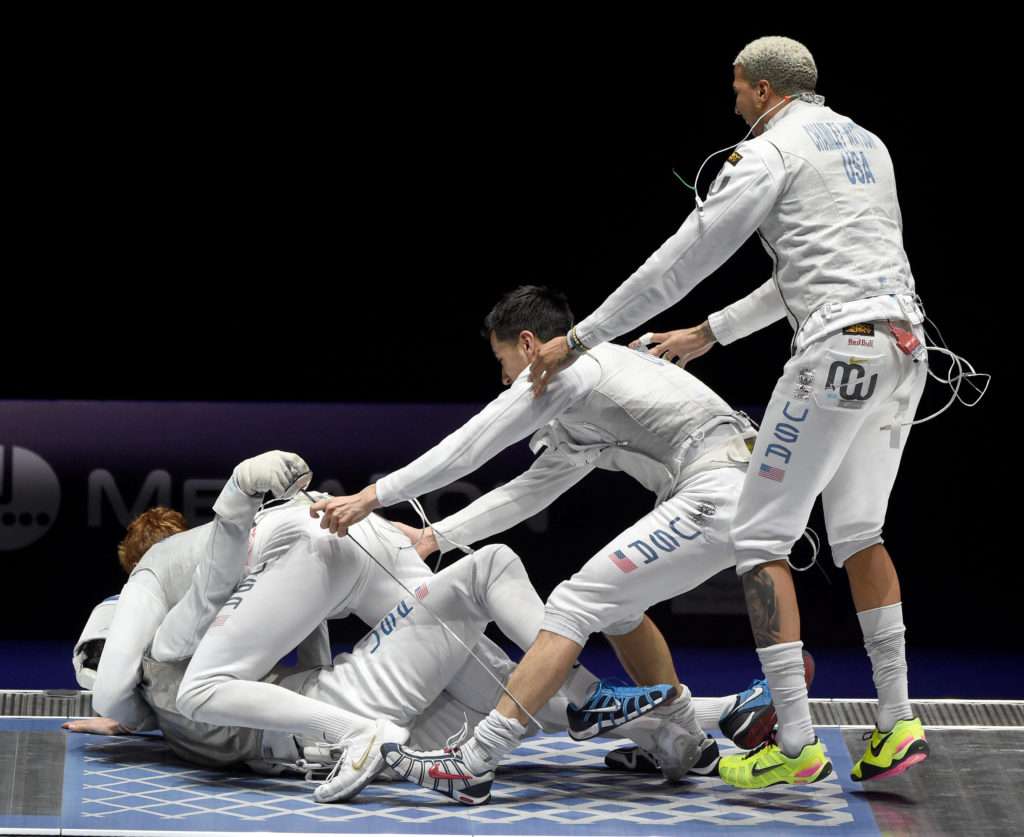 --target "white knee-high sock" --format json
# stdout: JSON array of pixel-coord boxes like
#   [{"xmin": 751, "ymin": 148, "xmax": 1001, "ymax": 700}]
[
  {"xmin": 858, "ymin": 603, "xmax": 912, "ymax": 731},
  {"xmin": 757, "ymin": 641, "xmax": 814, "ymax": 757},
  {"xmin": 694, "ymin": 696, "xmax": 736, "ymax": 734}
]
